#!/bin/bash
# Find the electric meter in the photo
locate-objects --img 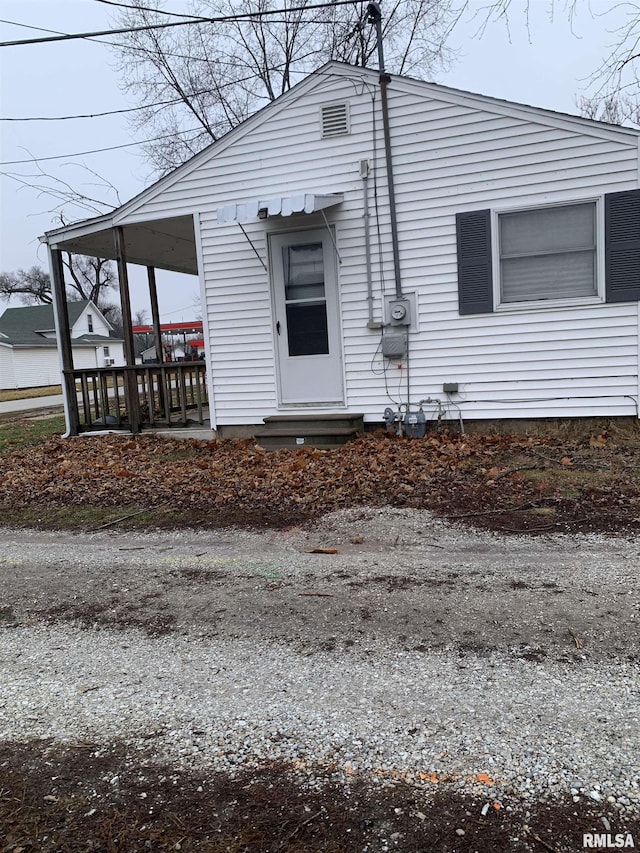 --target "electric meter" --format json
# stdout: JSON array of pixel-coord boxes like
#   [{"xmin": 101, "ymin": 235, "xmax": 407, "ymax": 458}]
[{"xmin": 388, "ymin": 298, "xmax": 411, "ymax": 326}]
